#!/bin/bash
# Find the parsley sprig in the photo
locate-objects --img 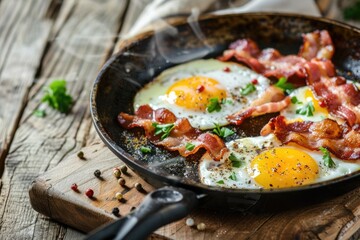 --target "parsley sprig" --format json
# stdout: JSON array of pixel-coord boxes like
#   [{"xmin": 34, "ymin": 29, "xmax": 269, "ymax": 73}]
[
  {"xmin": 229, "ymin": 153, "xmax": 243, "ymax": 168},
  {"xmin": 240, "ymin": 83, "xmax": 256, "ymax": 96},
  {"xmin": 213, "ymin": 123, "xmax": 234, "ymax": 138},
  {"xmin": 275, "ymin": 77, "xmax": 294, "ymax": 94},
  {"xmin": 216, "ymin": 180, "xmax": 225, "ymax": 185},
  {"xmin": 229, "ymin": 172, "xmax": 237, "ymax": 181},
  {"xmin": 42, "ymin": 79, "xmax": 73, "ymax": 113},
  {"xmin": 152, "ymin": 122, "xmax": 175, "ymax": 140},
  {"xmin": 291, "ymin": 96, "xmax": 303, "ymax": 104},
  {"xmin": 319, "ymin": 147, "xmax": 336, "ymax": 168},
  {"xmin": 185, "ymin": 142, "xmax": 195, "ymax": 151},
  {"xmin": 296, "ymin": 102, "xmax": 315, "ymax": 117},
  {"xmin": 206, "ymin": 97, "xmax": 222, "ymax": 113},
  {"xmin": 140, "ymin": 146, "xmax": 151, "ymax": 153},
  {"xmin": 33, "ymin": 109, "xmax": 46, "ymax": 118}
]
